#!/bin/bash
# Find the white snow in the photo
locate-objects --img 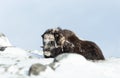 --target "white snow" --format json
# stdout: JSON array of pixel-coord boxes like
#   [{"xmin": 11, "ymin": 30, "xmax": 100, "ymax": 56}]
[
  {"xmin": 0, "ymin": 48, "xmax": 120, "ymax": 78},
  {"xmin": 0, "ymin": 33, "xmax": 11, "ymax": 46},
  {"xmin": 53, "ymin": 55, "xmax": 120, "ymax": 78},
  {"xmin": 0, "ymin": 33, "xmax": 120, "ymax": 78},
  {"xmin": 0, "ymin": 48, "xmax": 53, "ymax": 78}
]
